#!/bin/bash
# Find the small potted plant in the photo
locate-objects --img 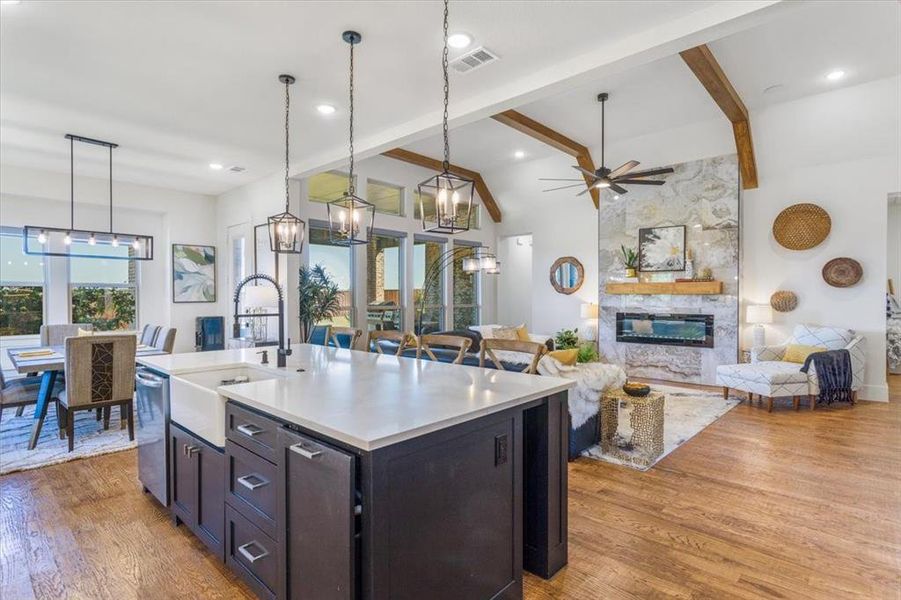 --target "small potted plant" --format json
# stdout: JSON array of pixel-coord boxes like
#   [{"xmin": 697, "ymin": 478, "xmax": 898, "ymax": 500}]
[{"xmin": 621, "ymin": 245, "xmax": 638, "ymax": 278}]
